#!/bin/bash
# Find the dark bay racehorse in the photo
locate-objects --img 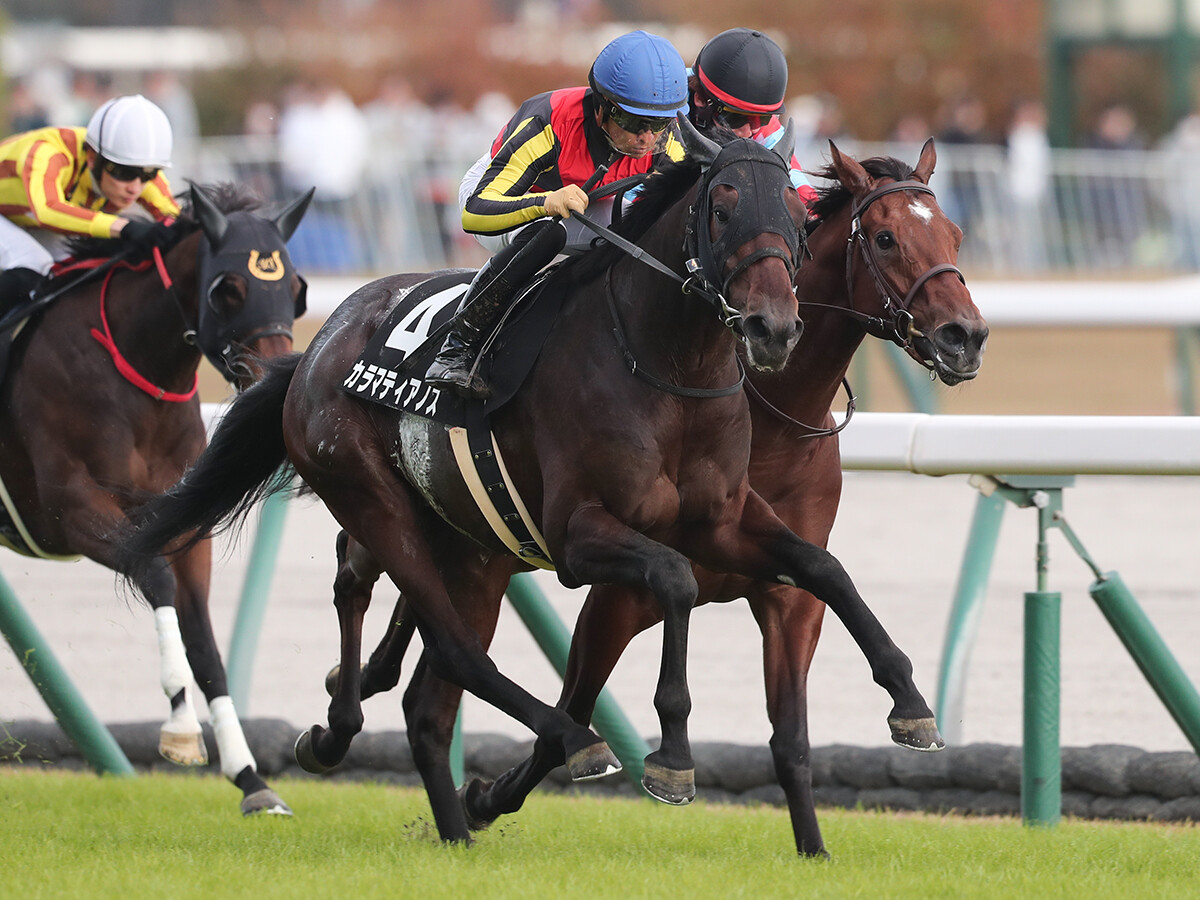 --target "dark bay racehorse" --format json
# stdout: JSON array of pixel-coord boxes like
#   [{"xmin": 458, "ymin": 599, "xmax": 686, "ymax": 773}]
[
  {"xmin": 0, "ymin": 183, "xmax": 312, "ymax": 815},
  {"xmin": 452, "ymin": 139, "xmax": 989, "ymax": 855},
  {"xmin": 115, "ymin": 121, "xmax": 944, "ymax": 842},
  {"xmin": 325, "ymin": 139, "xmax": 988, "ymax": 856}
]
